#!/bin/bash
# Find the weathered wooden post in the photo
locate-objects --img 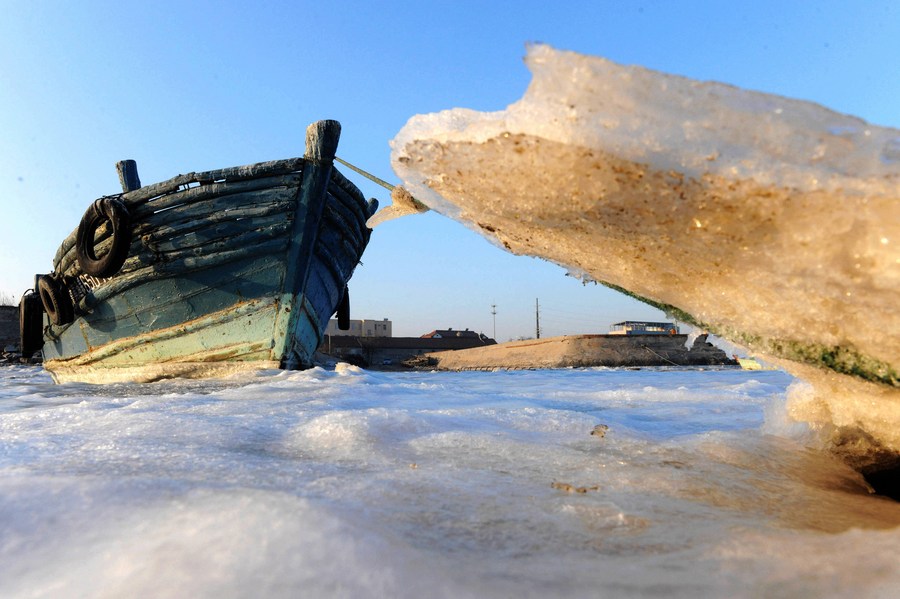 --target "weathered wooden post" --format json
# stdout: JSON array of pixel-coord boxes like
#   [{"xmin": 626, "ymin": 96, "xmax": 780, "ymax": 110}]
[
  {"xmin": 286, "ymin": 120, "xmax": 340, "ymax": 296},
  {"xmin": 116, "ymin": 160, "xmax": 141, "ymax": 192}
]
